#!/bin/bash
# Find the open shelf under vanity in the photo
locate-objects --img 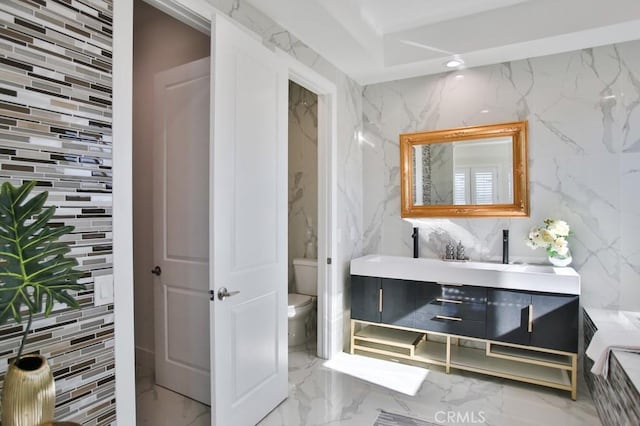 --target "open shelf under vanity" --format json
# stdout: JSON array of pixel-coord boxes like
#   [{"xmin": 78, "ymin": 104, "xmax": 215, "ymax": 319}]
[{"xmin": 351, "ymin": 320, "xmax": 577, "ymax": 398}]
